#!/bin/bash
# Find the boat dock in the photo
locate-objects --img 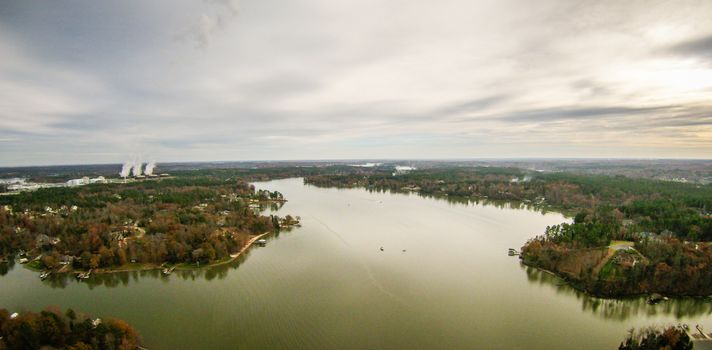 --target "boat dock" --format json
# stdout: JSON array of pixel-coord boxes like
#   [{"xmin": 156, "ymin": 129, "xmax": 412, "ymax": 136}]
[
  {"xmin": 692, "ymin": 325, "xmax": 712, "ymax": 340},
  {"xmin": 685, "ymin": 324, "xmax": 712, "ymax": 349},
  {"xmin": 76, "ymin": 269, "xmax": 92, "ymax": 280}
]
